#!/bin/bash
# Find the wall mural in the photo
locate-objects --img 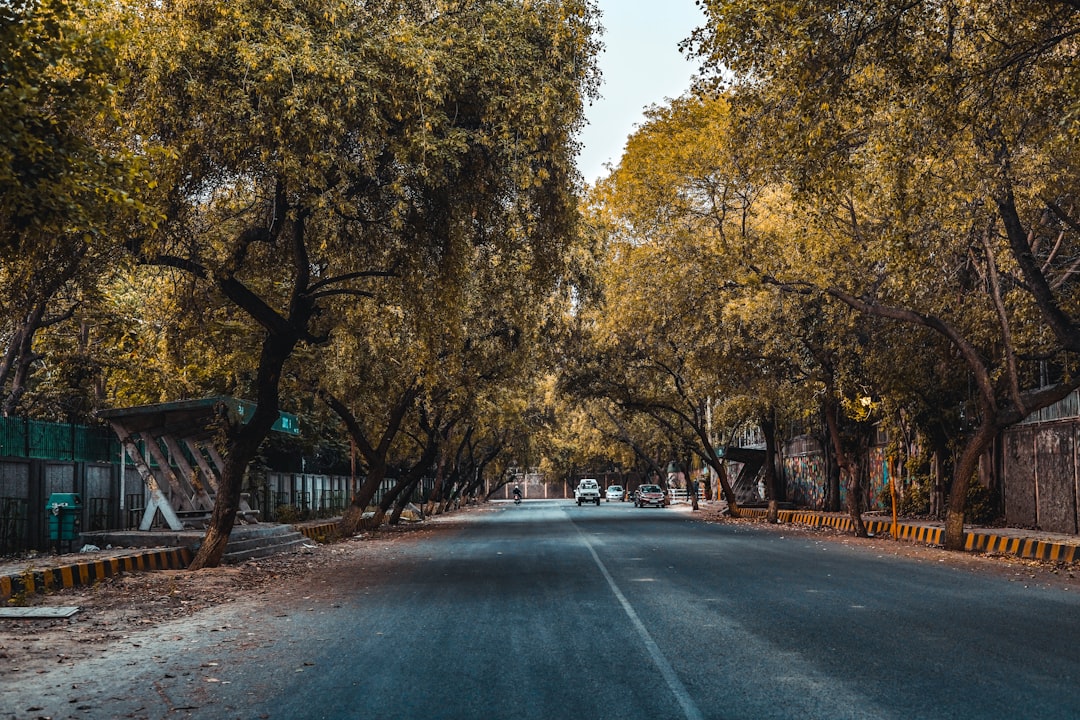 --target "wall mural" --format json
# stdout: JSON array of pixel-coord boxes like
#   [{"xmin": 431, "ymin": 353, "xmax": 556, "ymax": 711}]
[
  {"xmin": 782, "ymin": 446, "xmax": 890, "ymax": 511},
  {"xmin": 784, "ymin": 454, "xmax": 826, "ymax": 509},
  {"xmin": 868, "ymin": 447, "xmax": 889, "ymax": 511}
]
